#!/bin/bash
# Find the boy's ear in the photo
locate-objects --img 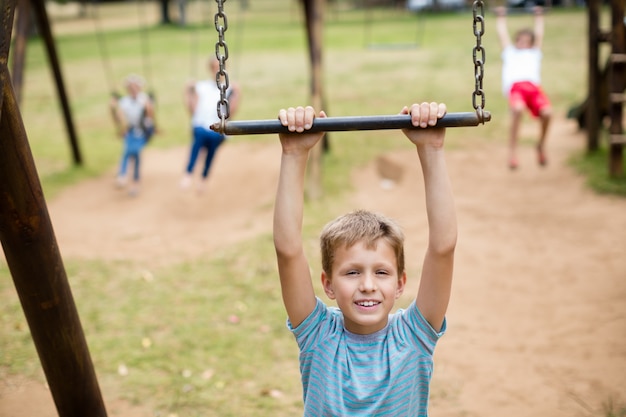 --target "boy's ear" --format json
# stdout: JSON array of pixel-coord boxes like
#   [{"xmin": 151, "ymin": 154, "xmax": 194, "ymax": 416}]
[
  {"xmin": 395, "ymin": 271, "xmax": 407, "ymax": 299},
  {"xmin": 321, "ymin": 271, "xmax": 336, "ymax": 300}
]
